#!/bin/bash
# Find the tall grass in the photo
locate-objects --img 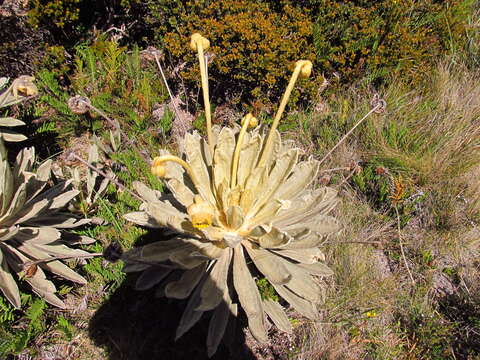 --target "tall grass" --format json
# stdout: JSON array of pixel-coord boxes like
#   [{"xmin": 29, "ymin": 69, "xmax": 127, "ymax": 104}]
[{"xmin": 290, "ymin": 60, "xmax": 480, "ymax": 359}]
